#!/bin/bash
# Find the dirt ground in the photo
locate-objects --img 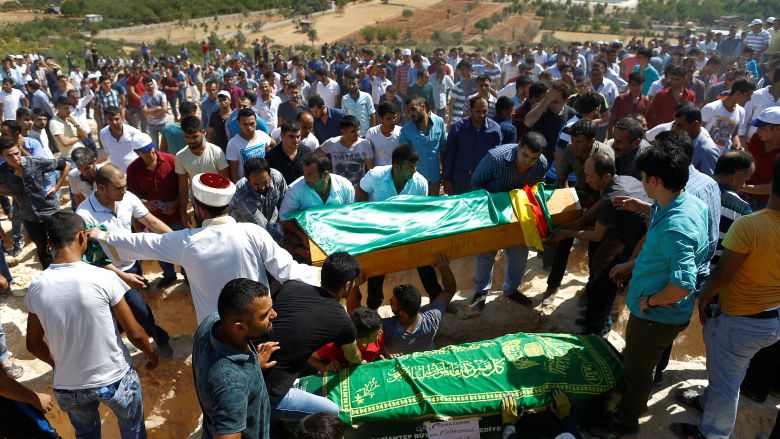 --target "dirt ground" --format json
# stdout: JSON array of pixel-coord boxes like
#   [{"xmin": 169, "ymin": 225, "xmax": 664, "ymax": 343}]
[
  {"xmin": 0, "ymin": 9, "xmax": 44, "ymax": 26},
  {"xmin": 2, "ymin": 227, "xmax": 778, "ymax": 437}
]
